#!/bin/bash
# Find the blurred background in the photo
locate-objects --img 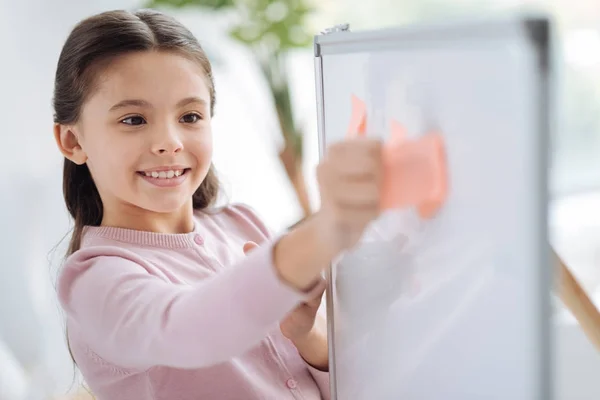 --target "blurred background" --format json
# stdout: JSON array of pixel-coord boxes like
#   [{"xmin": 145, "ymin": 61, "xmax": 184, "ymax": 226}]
[{"xmin": 2, "ymin": 0, "xmax": 600, "ymax": 398}]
